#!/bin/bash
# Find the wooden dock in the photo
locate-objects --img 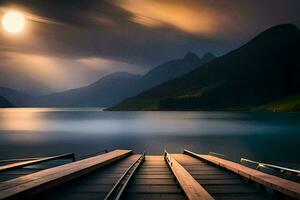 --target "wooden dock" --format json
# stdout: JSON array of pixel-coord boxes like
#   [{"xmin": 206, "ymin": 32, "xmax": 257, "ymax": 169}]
[
  {"xmin": 0, "ymin": 149, "xmax": 299, "ymax": 200},
  {"xmin": 0, "ymin": 153, "xmax": 75, "ymax": 182}
]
